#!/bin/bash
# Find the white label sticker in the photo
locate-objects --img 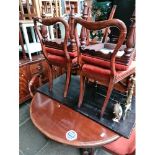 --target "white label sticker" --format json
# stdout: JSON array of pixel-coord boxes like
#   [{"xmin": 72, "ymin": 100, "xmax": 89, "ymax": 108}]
[
  {"xmin": 66, "ymin": 130, "xmax": 77, "ymax": 141},
  {"xmin": 100, "ymin": 132, "xmax": 105, "ymax": 137}
]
